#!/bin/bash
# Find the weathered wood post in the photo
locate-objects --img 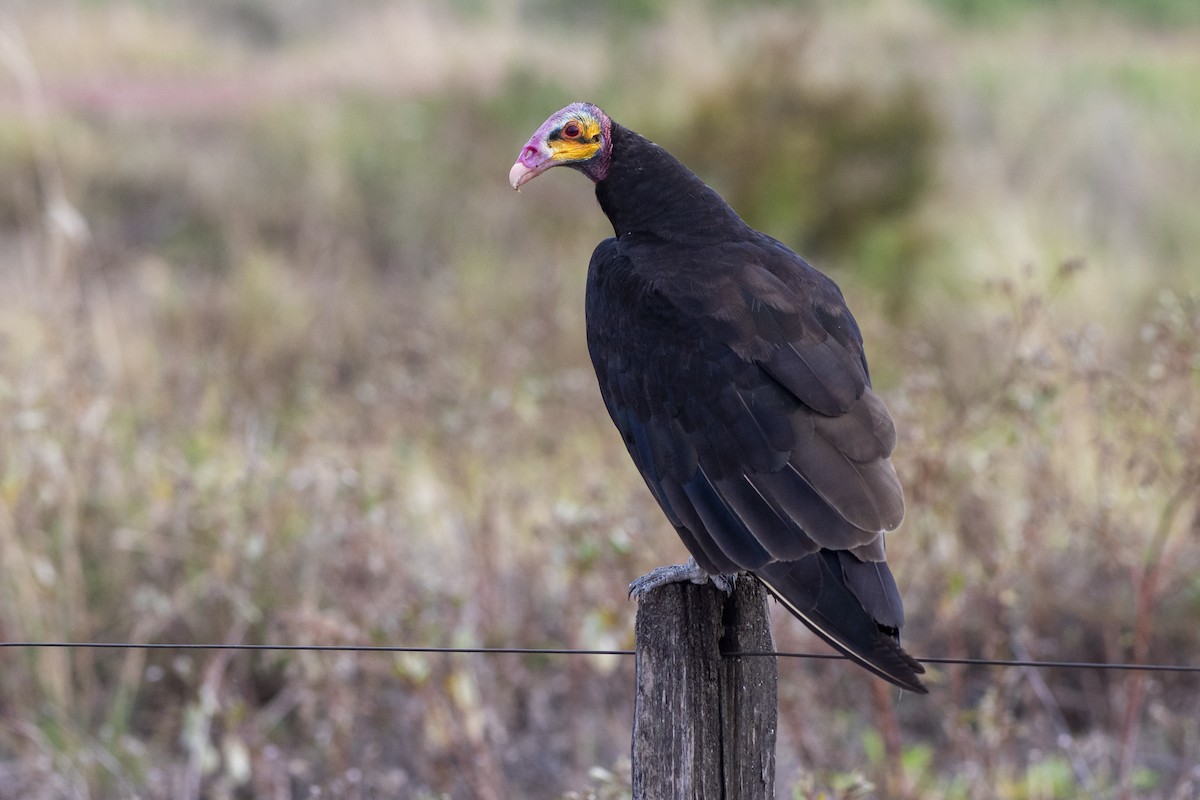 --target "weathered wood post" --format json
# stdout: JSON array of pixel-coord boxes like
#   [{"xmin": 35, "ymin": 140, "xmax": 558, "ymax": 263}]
[{"xmin": 632, "ymin": 577, "xmax": 777, "ymax": 799}]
